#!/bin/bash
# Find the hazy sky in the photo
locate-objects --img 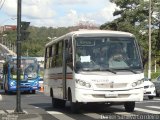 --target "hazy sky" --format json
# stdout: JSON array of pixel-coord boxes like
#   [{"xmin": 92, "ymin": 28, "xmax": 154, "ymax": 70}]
[{"xmin": 0, "ymin": 0, "xmax": 117, "ymax": 27}]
